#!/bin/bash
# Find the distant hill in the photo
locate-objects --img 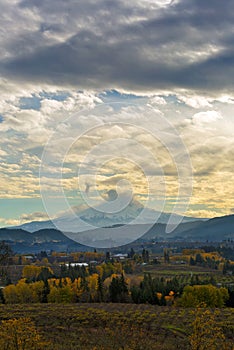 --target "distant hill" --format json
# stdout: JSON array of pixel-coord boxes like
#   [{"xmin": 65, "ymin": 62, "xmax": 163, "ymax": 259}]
[
  {"xmin": 171, "ymin": 214, "xmax": 234, "ymax": 241},
  {"xmin": 0, "ymin": 228, "xmax": 88, "ymax": 253},
  {"xmin": 66, "ymin": 215, "xmax": 234, "ymax": 247},
  {"xmin": 1, "ymin": 214, "xmax": 233, "ymax": 252}
]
